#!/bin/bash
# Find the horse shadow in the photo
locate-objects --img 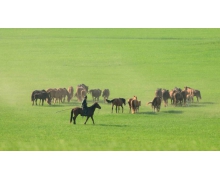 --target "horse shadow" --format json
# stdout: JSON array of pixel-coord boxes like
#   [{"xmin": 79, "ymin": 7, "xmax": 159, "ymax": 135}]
[
  {"xmin": 45, "ymin": 101, "xmax": 82, "ymax": 108},
  {"xmin": 97, "ymin": 124, "xmax": 128, "ymax": 128},
  {"xmin": 138, "ymin": 112, "xmax": 160, "ymax": 115},
  {"xmin": 138, "ymin": 110, "xmax": 183, "ymax": 114},
  {"xmin": 162, "ymin": 110, "xmax": 183, "ymax": 114},
  {"xmin": 185, "ymin": 102, "xmax": 213, "ymax": 108},
  {"xmin": 197, "ymin": 102, "xmax": 214, "ymax": 105}
]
